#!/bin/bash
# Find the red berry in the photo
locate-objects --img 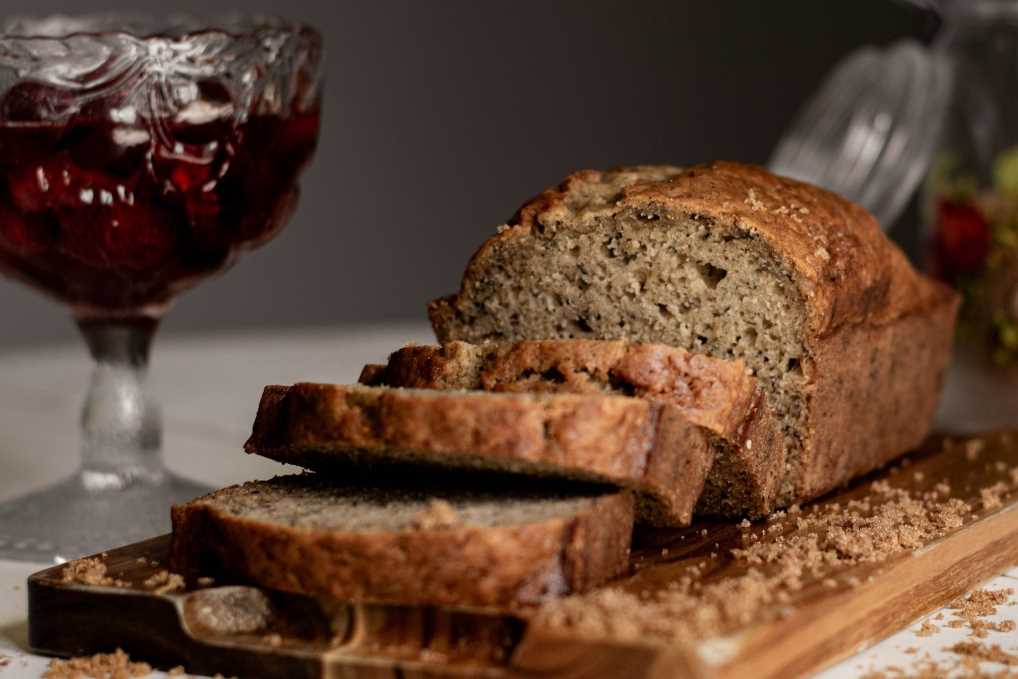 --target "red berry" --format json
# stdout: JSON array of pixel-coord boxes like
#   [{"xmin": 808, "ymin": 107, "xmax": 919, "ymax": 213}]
[
  {"xmin": 63, "ymin": 93, "xmax": 151, "ymax": 175},
  {"xmin": 0, "ymin": 204, "xmax": 54, "ymax": 255},
  {"xmin": 59, "ymin": 202, "xmax": 176, "ymax": 271},
  {"xmin": 934, "ymin": 198, "xmax": 990, "ymax": 278},
  {"xmin": 184, "ymin": 192, "xmax": 228, "ymax": 250},
  {"xmin": 277, "ymin": 112, "xmax": 319, "ymax": 157},
  {"xmin": 103, "ymin": 207, "xmax": 177, "ymax": 270},
  {"xmin": 10, "ymin": 155, "xmax": 146, "ymax": 213},
  {"xmin": 151, "ymin": 79, "xmax": 237, "ymax": 195},
  {"xmin": 169, "ymin": 162, "xmax": 213, "ymax": 194},
  {"xmin": 6, "ymin": 164, "xmax": 53, "ymax": 213},
  {"xmin": 0, "ymin": 82, "xmax": 76, "ymax": 123},
  {"xmin": 152, "ymin": 137, "xmax": 233, "ymax": 196},
  {"xmin": 6, "ymin": 155, "xmax": 115, "ymax": 214}
]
